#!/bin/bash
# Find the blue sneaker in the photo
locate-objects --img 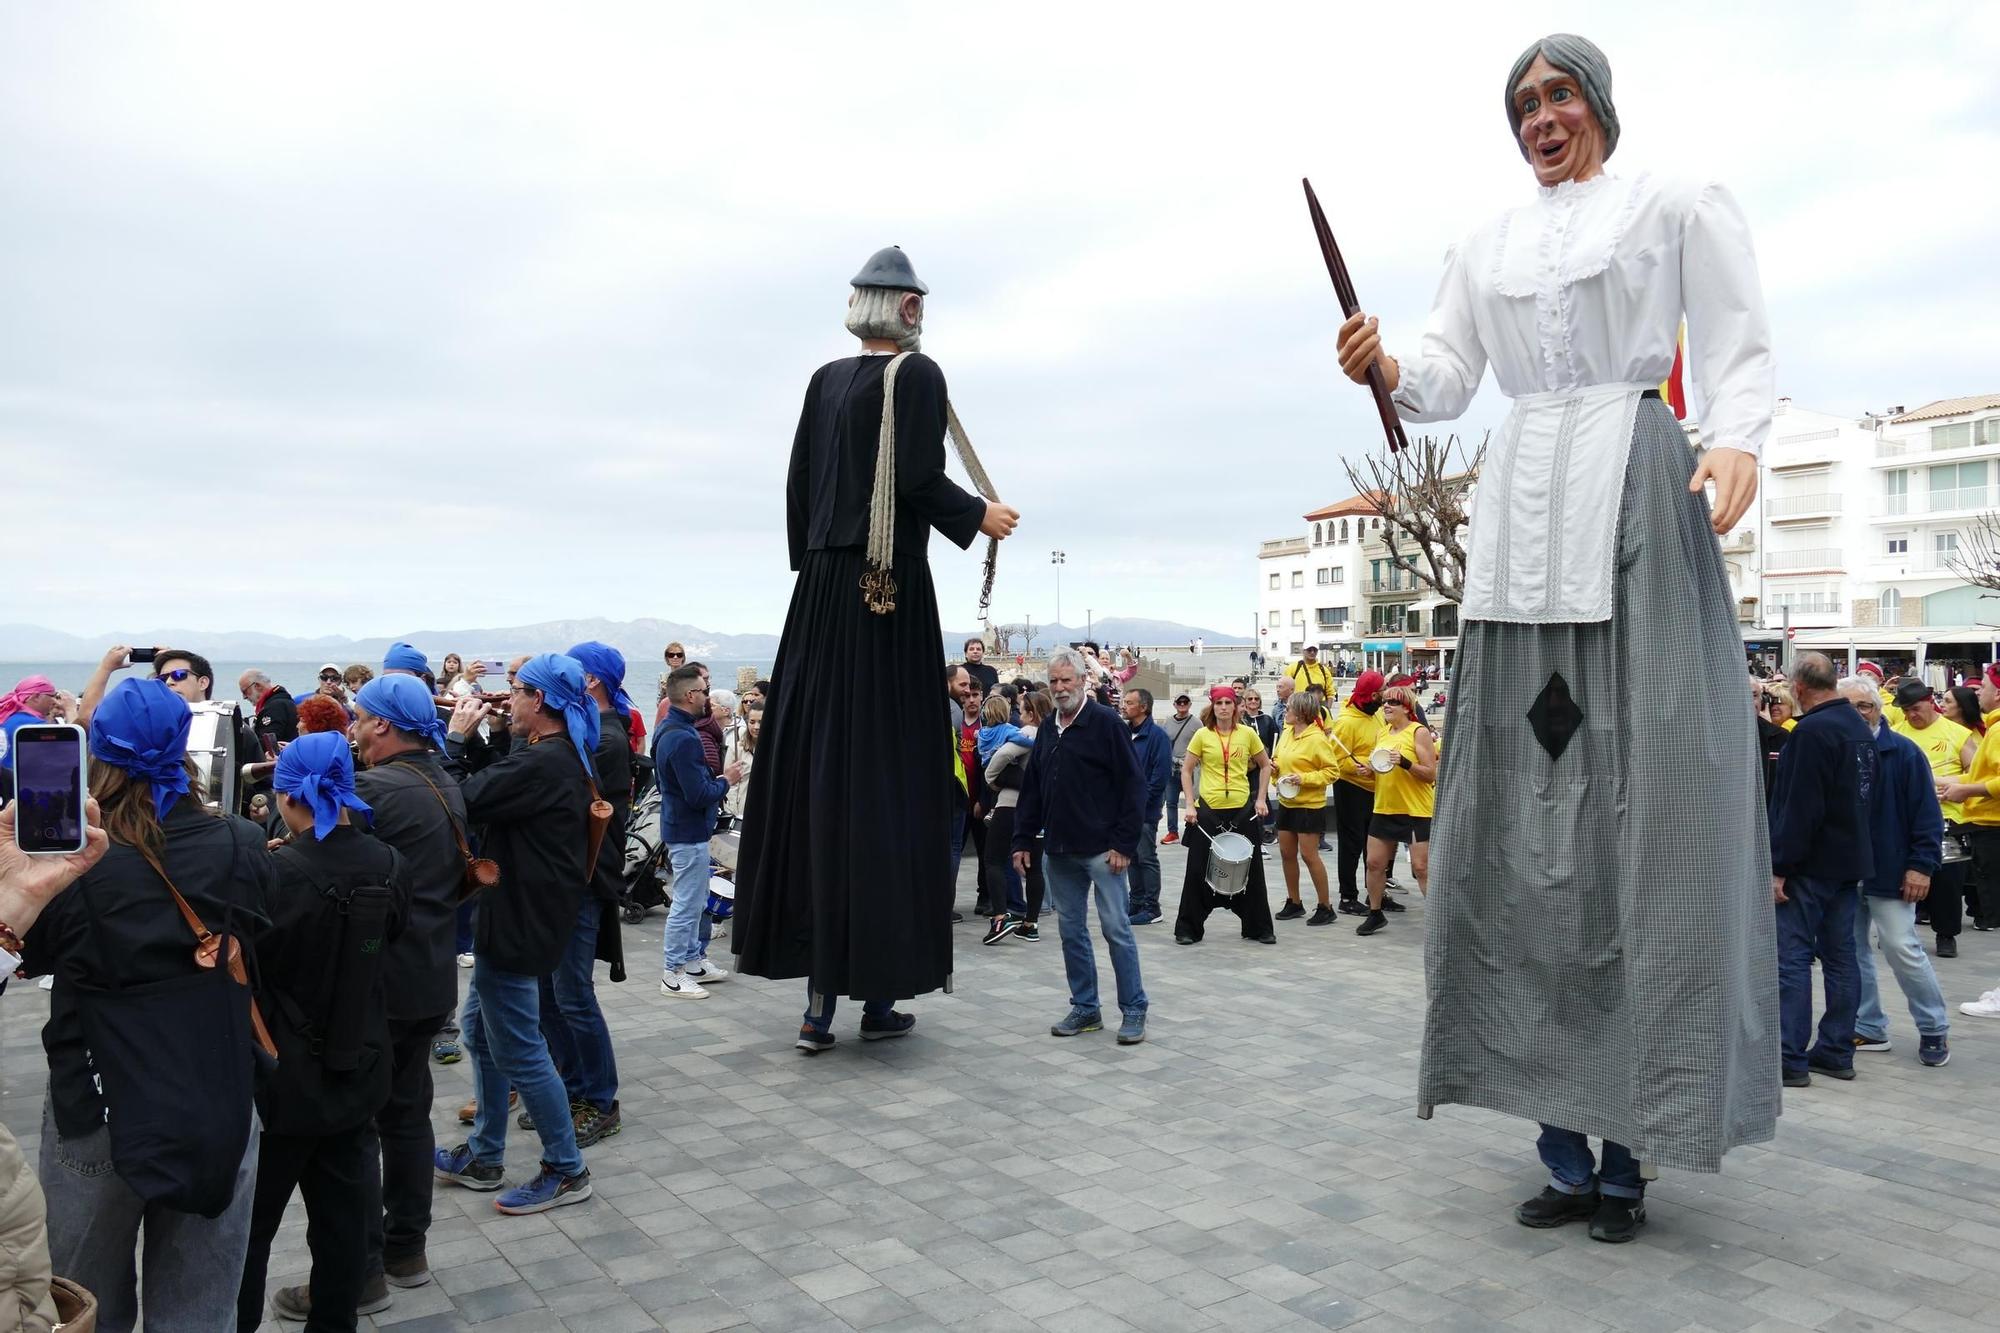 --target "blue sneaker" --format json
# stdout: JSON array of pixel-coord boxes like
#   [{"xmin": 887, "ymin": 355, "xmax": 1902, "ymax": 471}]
[
  {"xmin": 1117, "ymin": 1012, "xmax": 1147, "ymax": 1046},
  {"xmin": 433, "ymin": 1143, "xmax": 503, "ymax": 1191},
  {"xmin": 1129, "ymin": 910, "xmax": 1161, "ymax": 925},
  {"xmin": 1051, "ymin": 1007, "xmax": 1103, "ymax": 1037},
  {"xmin": 860, "ymin": 1010, "xmax": 917, "ymax": 1041},
  {"xmin": 494, "ymin": 1163, "xmax": 592, "ymax": 1215},
  {"xmin": 1919, "ymin": 1035, "xmax": 1950, "ymax": 1067}
]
